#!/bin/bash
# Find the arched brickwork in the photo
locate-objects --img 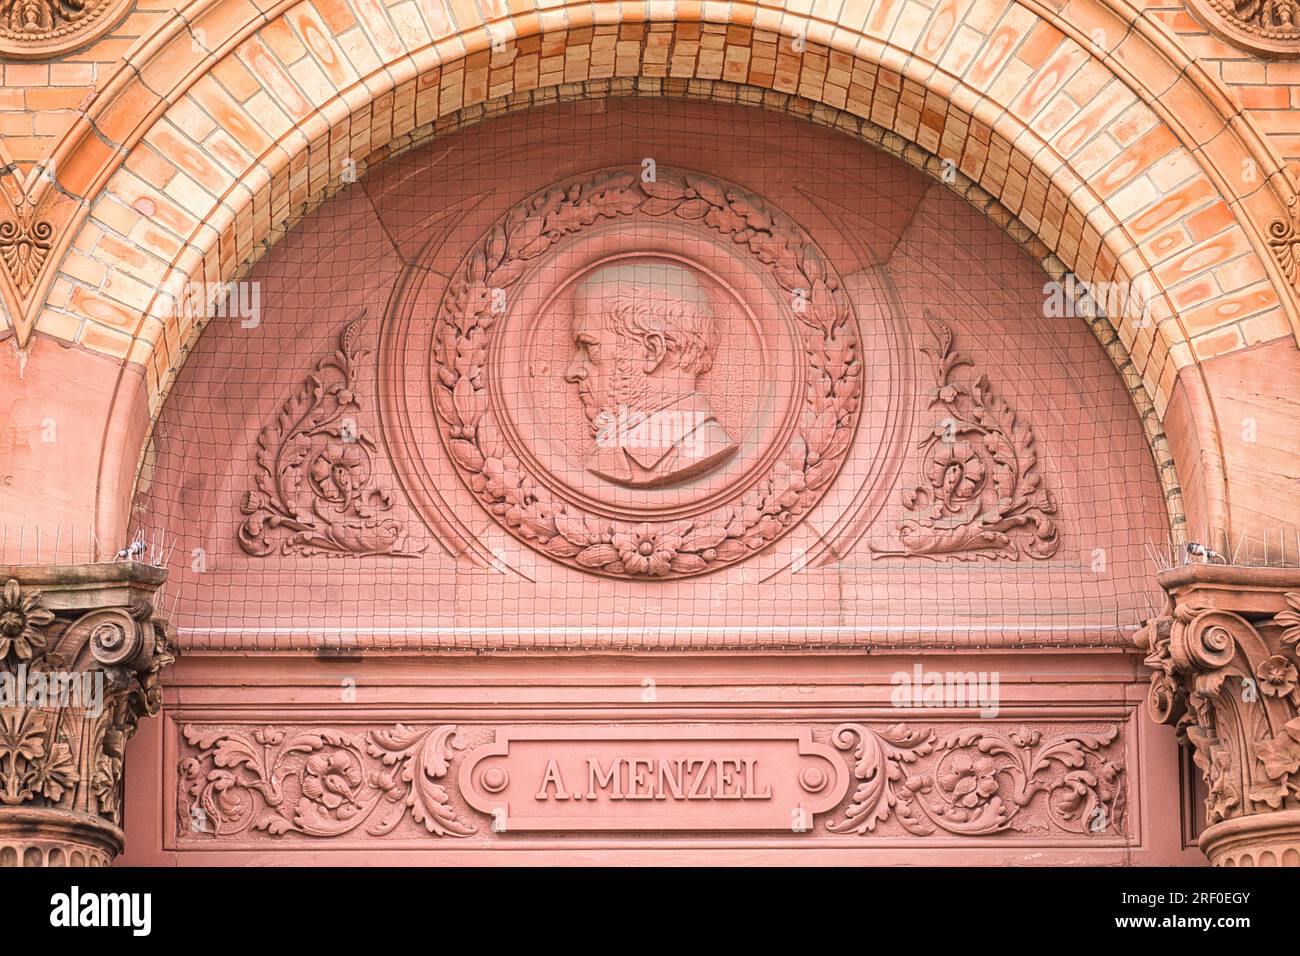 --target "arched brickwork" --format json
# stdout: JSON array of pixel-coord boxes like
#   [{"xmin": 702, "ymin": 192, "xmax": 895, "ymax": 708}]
[{"xmin": 3, "ymin": 0, "xmax": 1298, "ymax": 551}]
